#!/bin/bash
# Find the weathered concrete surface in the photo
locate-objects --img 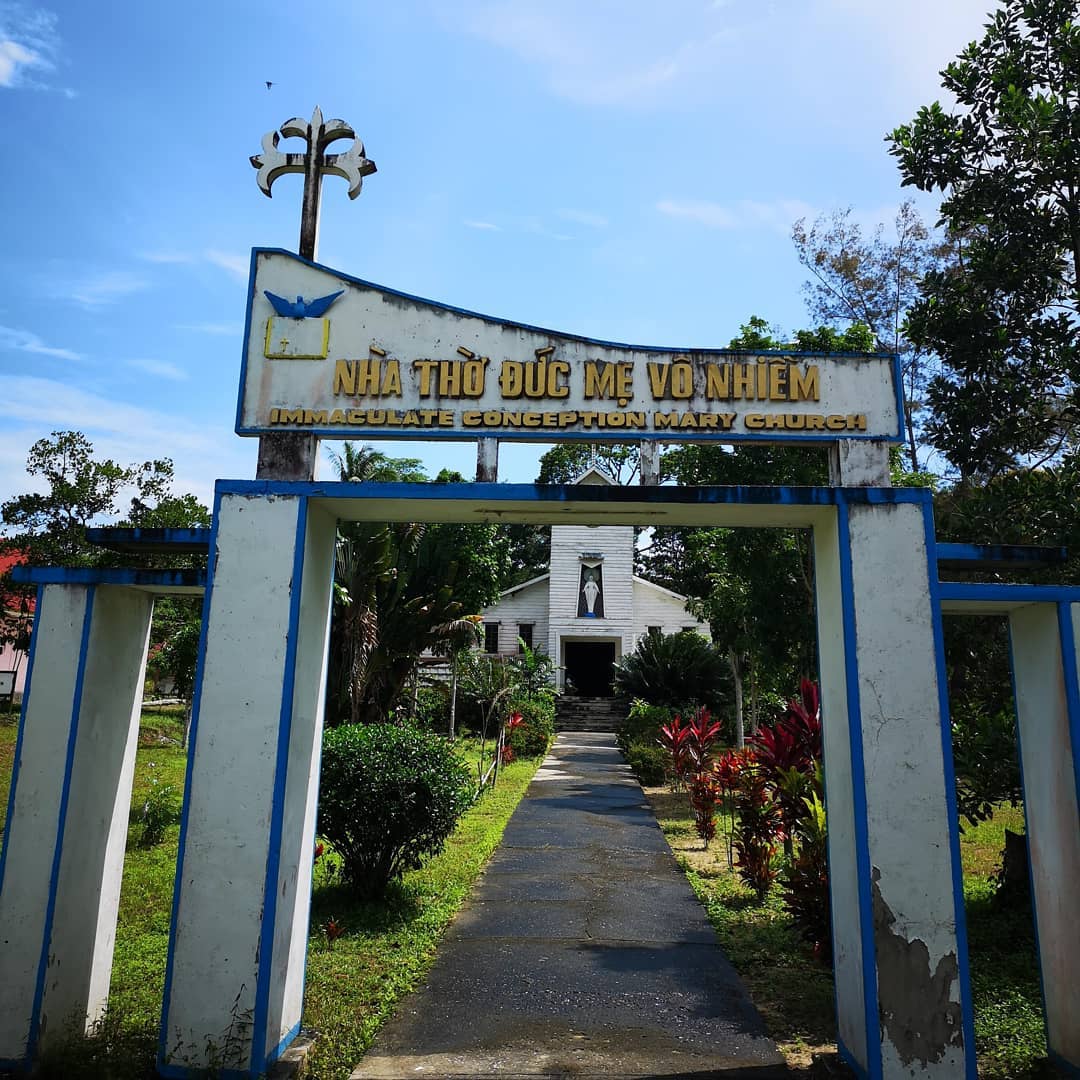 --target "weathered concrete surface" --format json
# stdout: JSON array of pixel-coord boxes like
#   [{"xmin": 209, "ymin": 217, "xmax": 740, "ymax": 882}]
[{"xmin": 351, "ymin": 733, "xmax": 788, "ymax": 1079}]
